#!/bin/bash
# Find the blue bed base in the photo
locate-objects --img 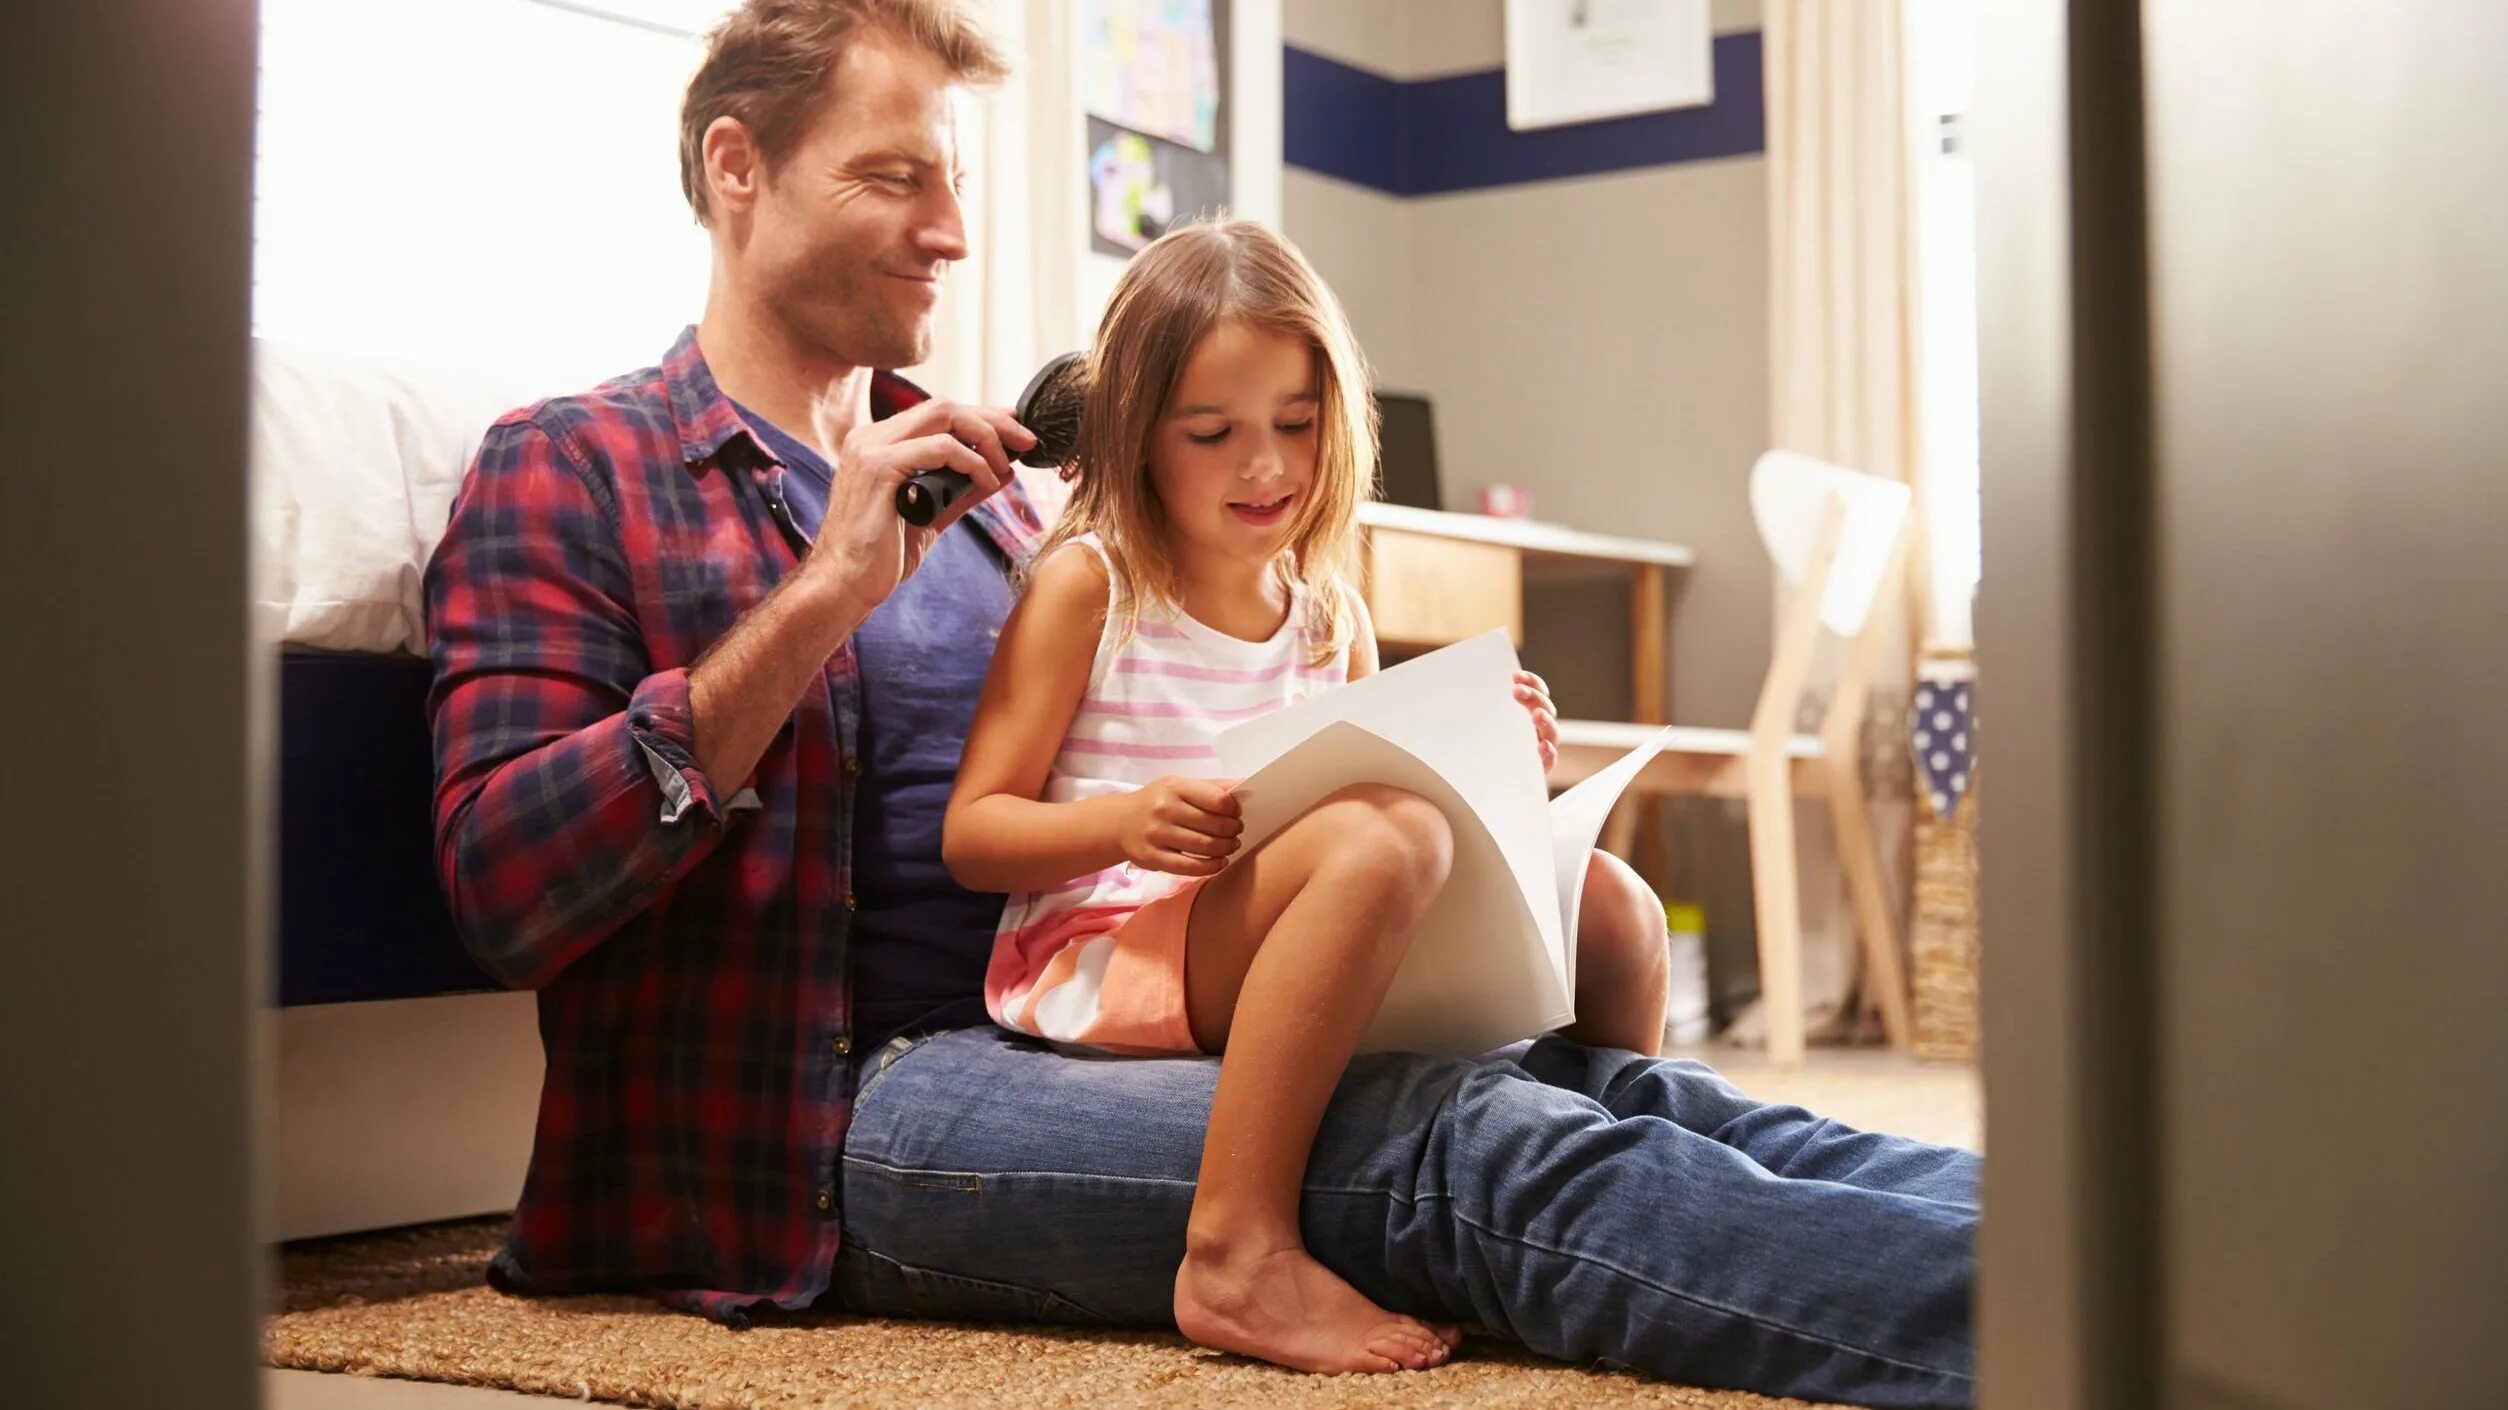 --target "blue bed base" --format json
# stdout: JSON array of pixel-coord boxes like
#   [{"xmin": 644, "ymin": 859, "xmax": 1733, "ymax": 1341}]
[{"xmin": 277, "ymin": 649, "xmax": 493, "ymax": 1006}]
